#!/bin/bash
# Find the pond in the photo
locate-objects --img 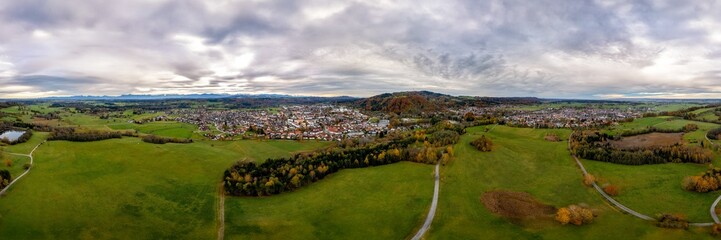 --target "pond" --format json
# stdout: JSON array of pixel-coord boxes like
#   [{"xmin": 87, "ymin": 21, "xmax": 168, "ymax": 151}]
[{"xmin": 0, "ymin": 130, "xmax": 26, "ymax": 142}]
